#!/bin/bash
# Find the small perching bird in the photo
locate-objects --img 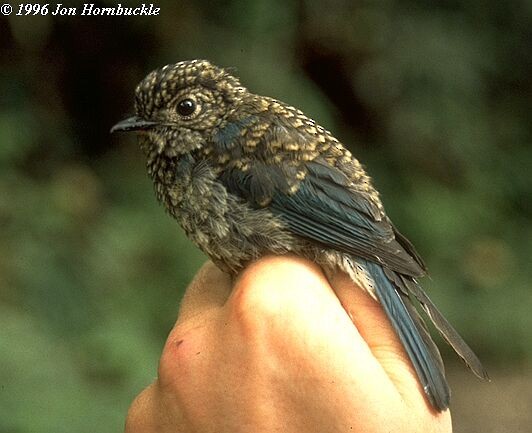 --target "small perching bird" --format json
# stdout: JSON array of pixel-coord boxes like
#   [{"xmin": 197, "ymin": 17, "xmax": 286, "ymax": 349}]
[{"xmin": 112, "ymin": 60, "xmax": 488, "ymax": 411}]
